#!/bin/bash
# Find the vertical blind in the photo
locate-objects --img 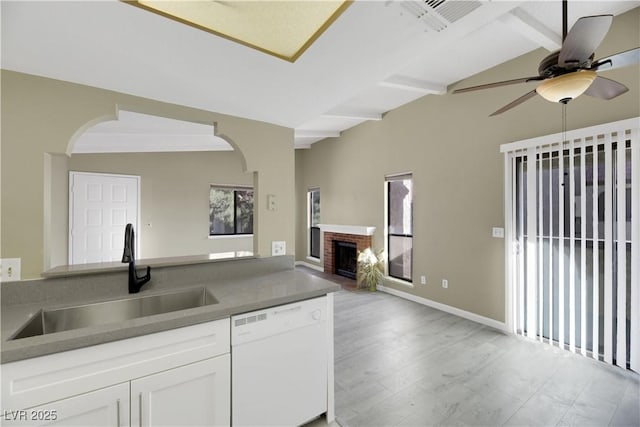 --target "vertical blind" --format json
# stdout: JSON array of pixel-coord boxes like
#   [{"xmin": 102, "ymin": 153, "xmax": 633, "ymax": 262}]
[{"xmin": 502, "ymin": 117, "xmax": 639, "ymax": 372}]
